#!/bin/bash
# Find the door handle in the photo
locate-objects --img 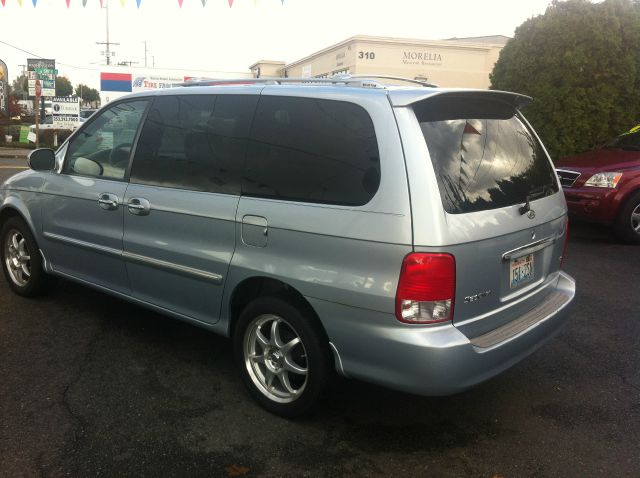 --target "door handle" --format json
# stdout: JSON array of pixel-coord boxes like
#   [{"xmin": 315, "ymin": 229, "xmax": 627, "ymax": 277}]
[
  {"xmin": 127, "ymin": 197, "xmax": 151, "ymax": 216},
  {"xmin": 98, "ymin": 193, "xmax": 119, "ymax": 211}
]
